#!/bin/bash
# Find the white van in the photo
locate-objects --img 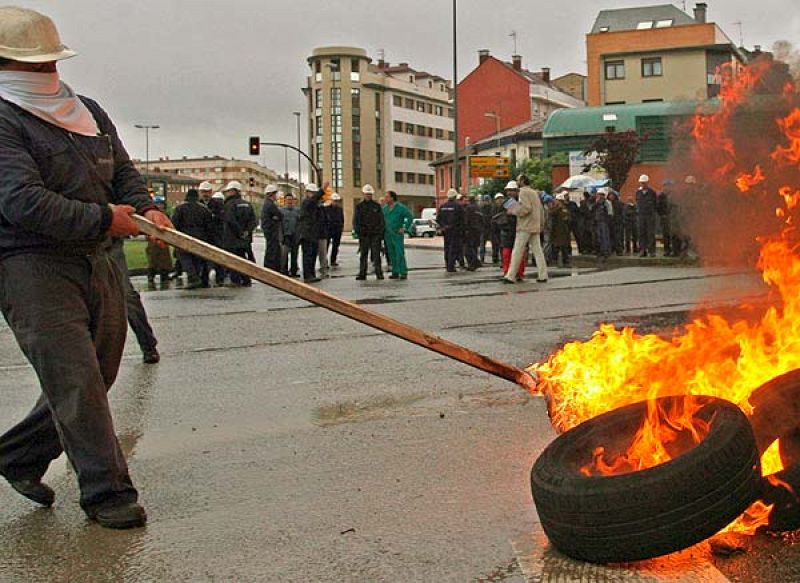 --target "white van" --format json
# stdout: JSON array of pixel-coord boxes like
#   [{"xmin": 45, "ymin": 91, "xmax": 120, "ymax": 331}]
[{"xmin": 420, "ymin": 208, "xmax": 437, "ymax": 222}]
